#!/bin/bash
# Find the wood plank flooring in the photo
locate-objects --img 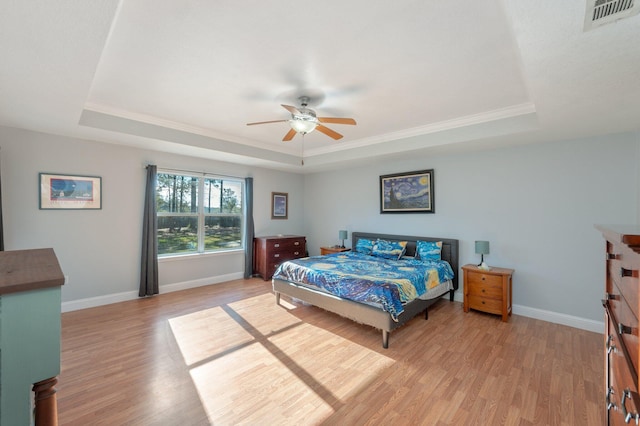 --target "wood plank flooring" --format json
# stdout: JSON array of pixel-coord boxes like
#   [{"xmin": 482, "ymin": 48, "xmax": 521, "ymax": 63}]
[{"xmin": 58, "ymin": 278, "xmax": 604, "ymax": 425}]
